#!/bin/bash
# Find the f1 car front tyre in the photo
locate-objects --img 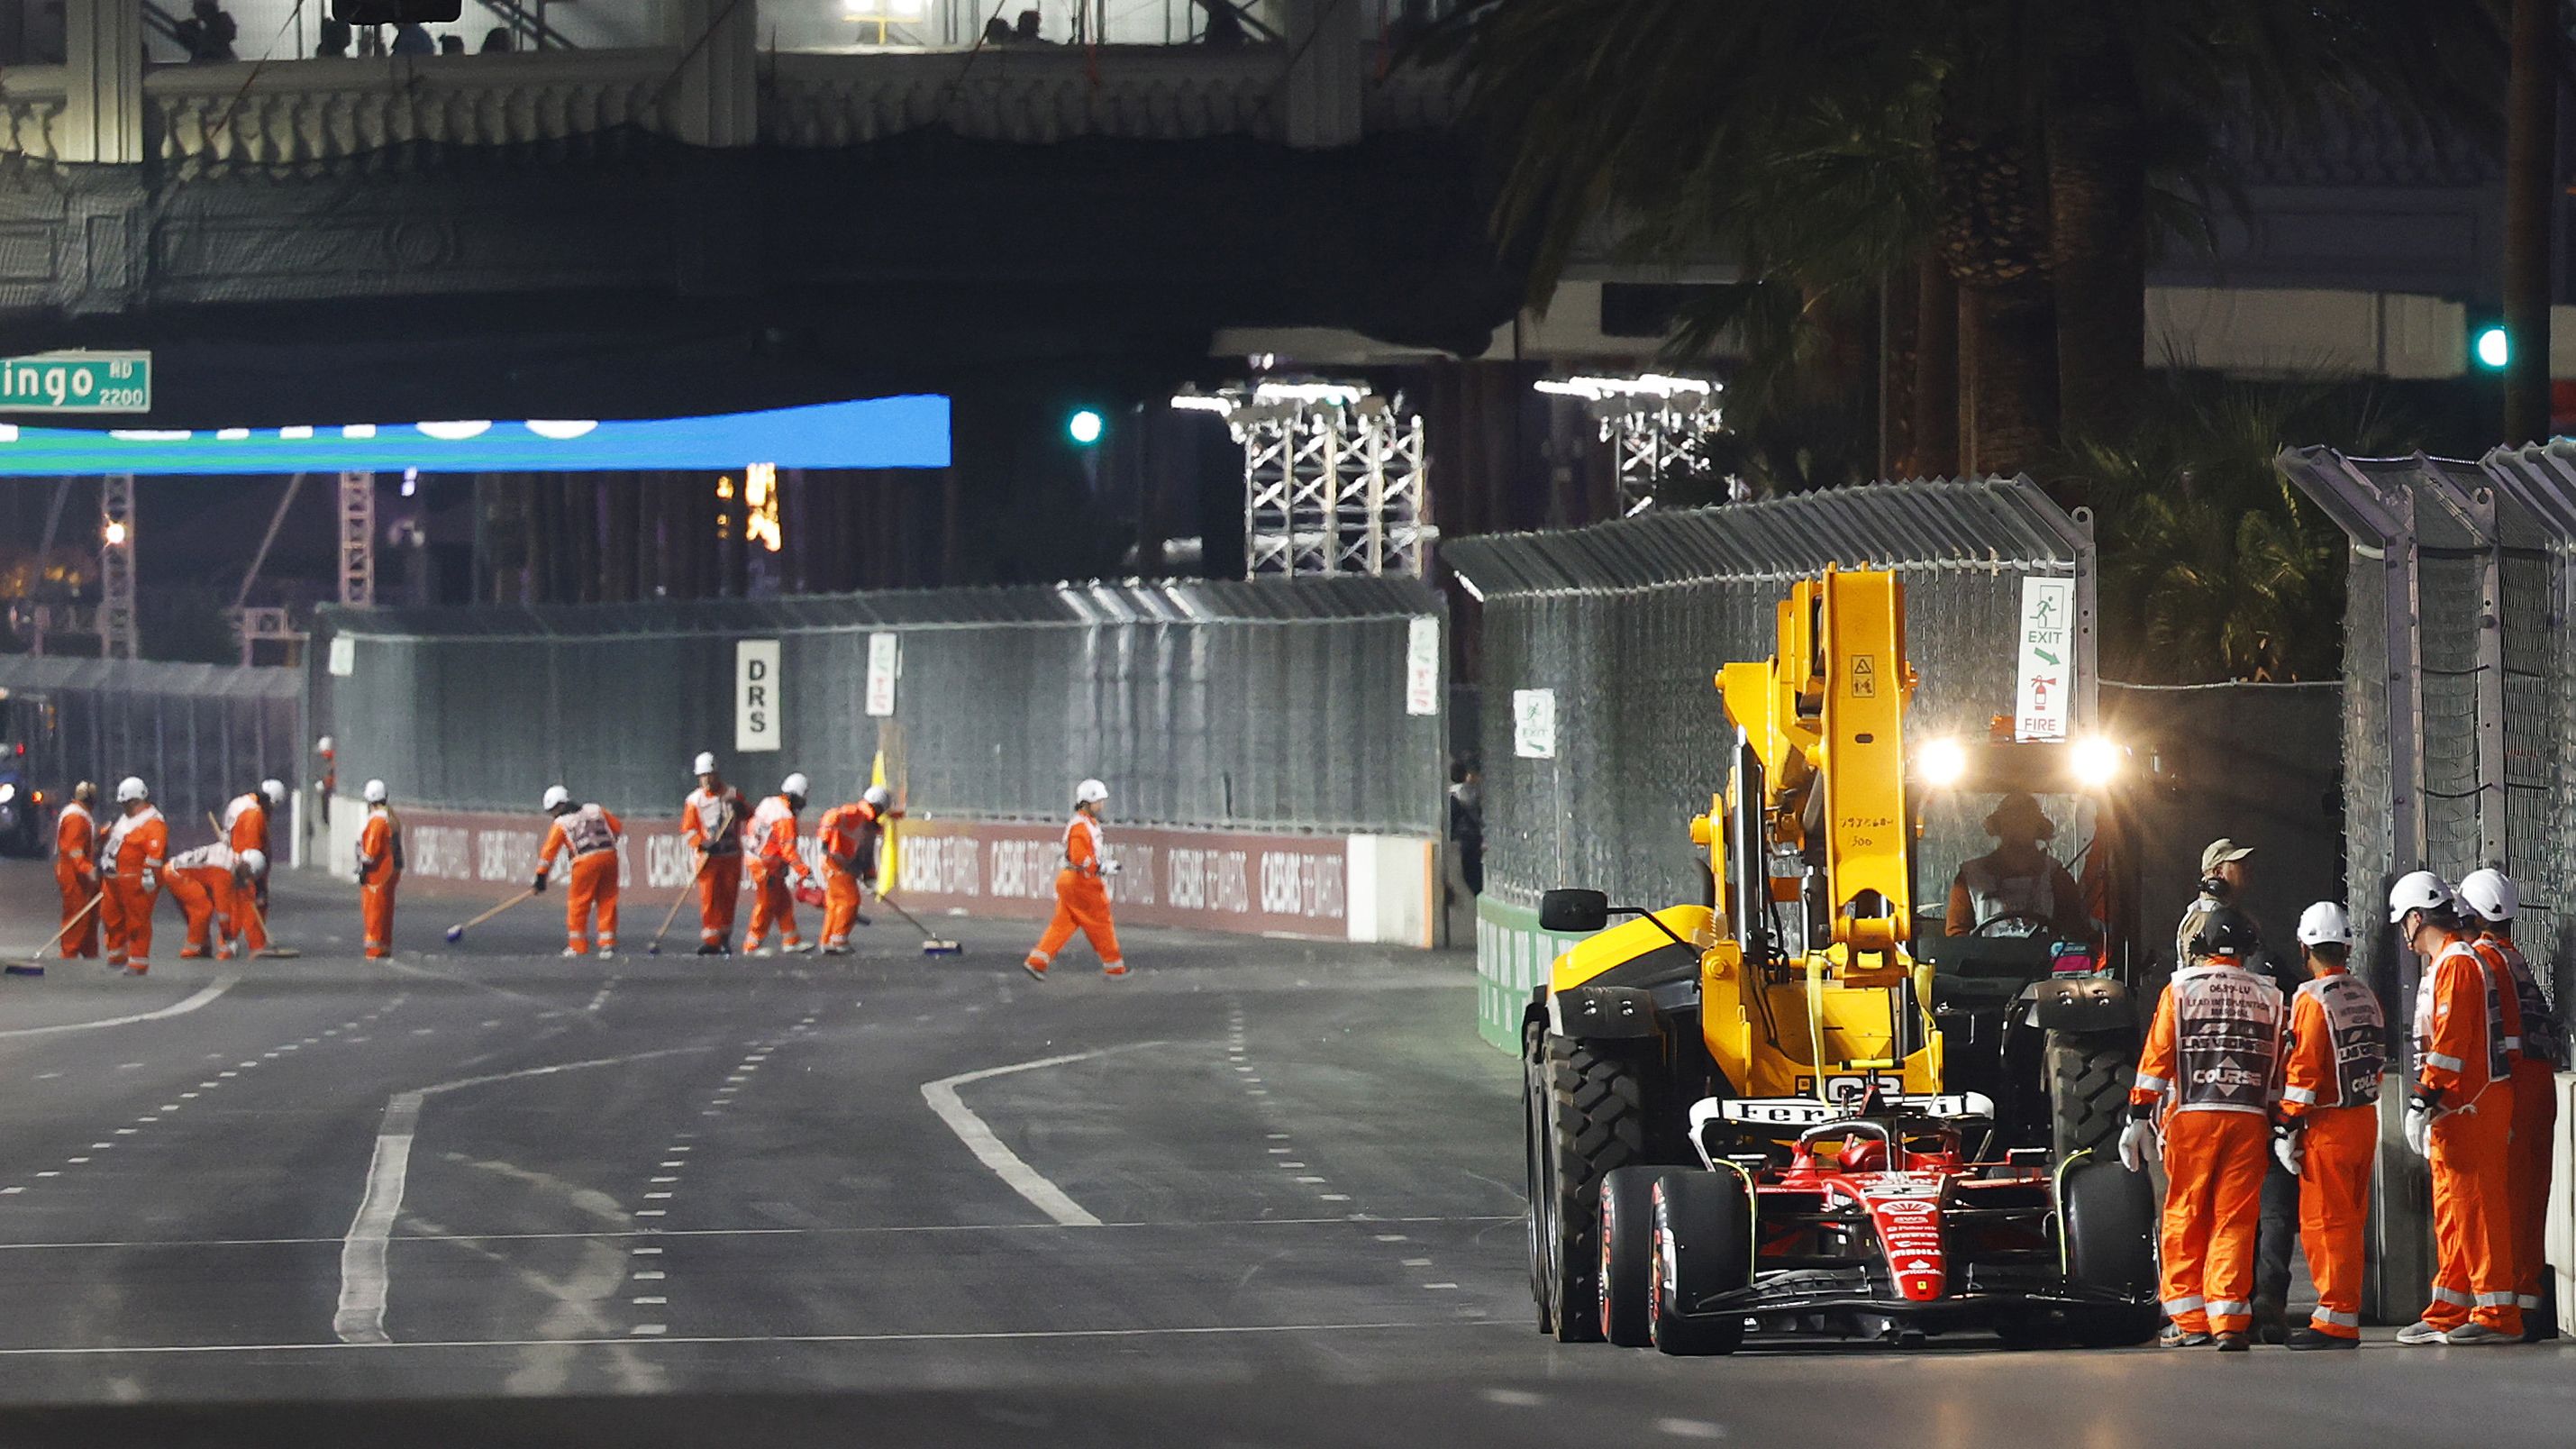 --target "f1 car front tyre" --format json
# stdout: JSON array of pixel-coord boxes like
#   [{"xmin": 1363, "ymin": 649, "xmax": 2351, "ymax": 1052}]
[
  {"xmin": 1649, "ymin": 1171, "xmax": 1751, "ymax": 1356},
  {"xmin": 2062, "ymin": 1159, "xmax": 2162, "ymax": 1346},
  {"xmin": 1525, "ymin": 1025, "xmax": 1650, "ymax": 1343},
  {"xmin": 1597, "ymin": 1166, "xmax": 1661, "ymax": 1346}
]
